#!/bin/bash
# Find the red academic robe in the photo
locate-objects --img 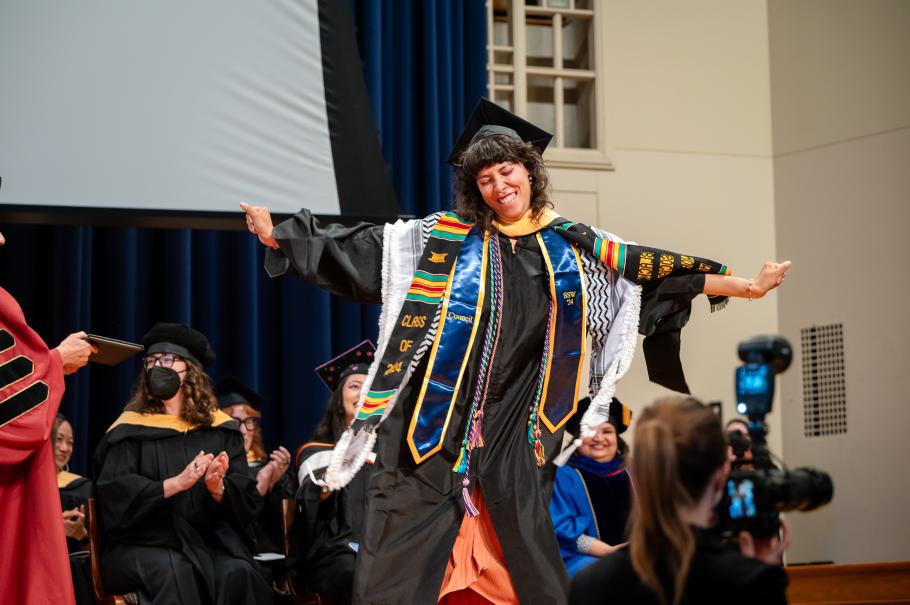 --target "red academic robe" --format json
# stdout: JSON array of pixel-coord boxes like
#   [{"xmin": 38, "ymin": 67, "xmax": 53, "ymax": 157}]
[{"xmin": 0, "ymin": 287, "xmax": 74, "ymax": 605}]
